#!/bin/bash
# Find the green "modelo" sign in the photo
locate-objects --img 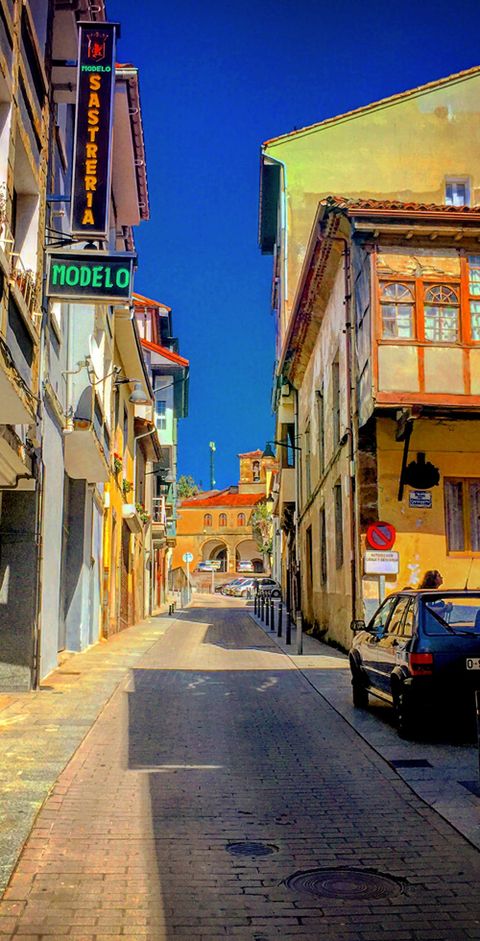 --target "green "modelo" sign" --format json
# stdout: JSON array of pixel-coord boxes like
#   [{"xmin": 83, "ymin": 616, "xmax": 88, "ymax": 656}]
[{"xmin": 47, "ymin": 252, "xmax": 135, "ymax": 302}]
